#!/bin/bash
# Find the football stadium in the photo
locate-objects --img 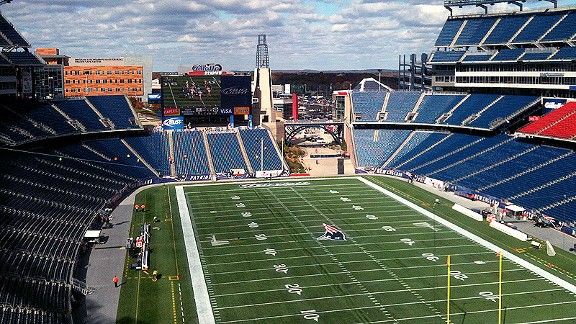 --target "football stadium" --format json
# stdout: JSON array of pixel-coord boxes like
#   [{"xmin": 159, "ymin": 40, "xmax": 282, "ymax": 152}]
[{"xmin": 1, "ymin": 0, "xmax": 576, "ymax": 323}]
